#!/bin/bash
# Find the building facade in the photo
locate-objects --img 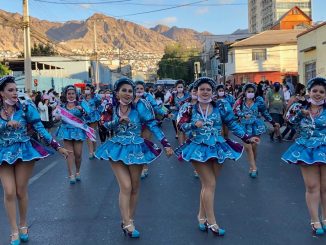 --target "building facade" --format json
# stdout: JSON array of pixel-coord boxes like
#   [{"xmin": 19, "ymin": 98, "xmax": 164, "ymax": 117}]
[
  {"xmin": 225, "ymin": 29, "xmax": 304, "ymax": 84},
  {"xmin": 297, "ymin": 22, "xmax": 326, "ymax": 85},
  {"xmin": 248, "ymin": 0, "xmax": 312, "ymax": 33},
  {"xmin": 6, "ymin": 56, "xmax": 113, "ymax": 92}
]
